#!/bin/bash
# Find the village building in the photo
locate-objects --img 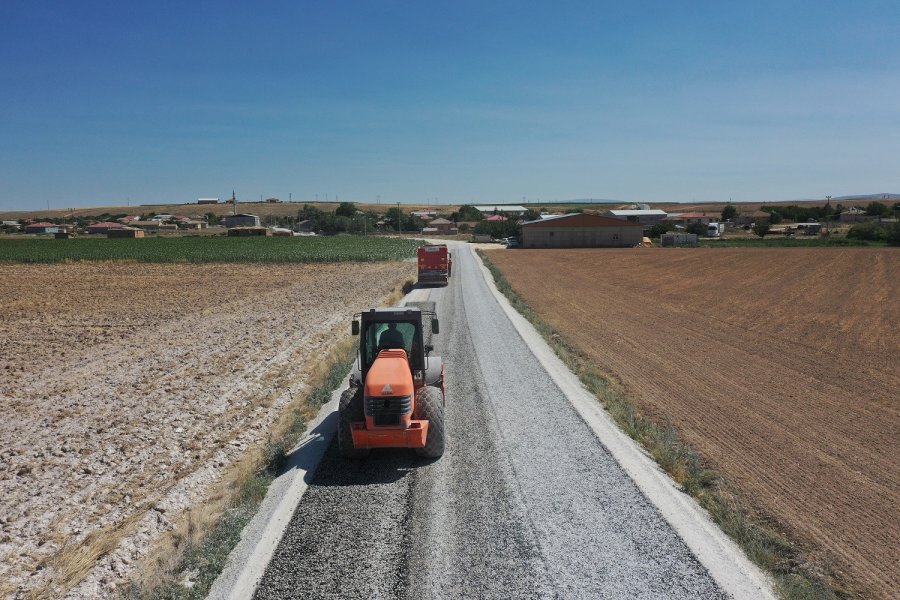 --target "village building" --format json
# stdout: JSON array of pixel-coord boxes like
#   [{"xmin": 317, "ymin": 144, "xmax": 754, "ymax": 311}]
[
  {"xmin": 521, "ymin": 213, "xmax": 643, "ymax": 248},
  {"xmin": 223, "ymin": 213, "xmax": 261, "ymax": 228},
  {"xmin": 86, "ymin": 221, "xmax": 123, "ymax": 234},
  {"xmin": 472, "ymin": 205, "xmax": 527, "ymax": 217},
  {"xmin": 25, "ymin": 222, "xmax": 59, "ymax": 234},
  {"xmin": 422, "ymin": 217, "xmax": 456, "ymax": 233}
]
